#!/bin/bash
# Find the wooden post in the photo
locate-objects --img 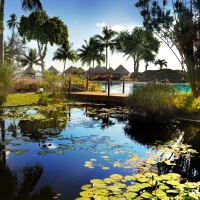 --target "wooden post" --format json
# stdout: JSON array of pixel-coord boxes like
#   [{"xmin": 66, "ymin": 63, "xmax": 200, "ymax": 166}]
[
  {"xmin": 155, "ymin": 79, "xmax": 157, "ymax": 85},
  {"xmin": 165, "ymin": 78, "xmax": 168, "ymax": 87},
  {"xmin": 122, "ymin": 77, "xmax": 125, "ymax": 94},
  {"xmin": 108, "ymin": 77, "xmax": 110, "ymax": 102},
  {"xmin": 68, "ymin": 77, "xmax": 71, "ymax": 99},
  {"xmin": 86, "ymin": 77, "xmax": 89, "ymax": 91}
]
